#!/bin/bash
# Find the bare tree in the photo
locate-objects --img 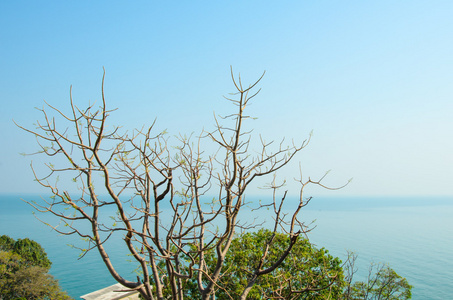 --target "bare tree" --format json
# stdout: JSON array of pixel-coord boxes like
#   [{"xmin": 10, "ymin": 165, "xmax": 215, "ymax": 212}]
[
  {"xmin": 343, "ymin": 253, "xmax": 412, "ymax": 300},
  {"xmin": 17, "ymin": 68, "xmax": 348, "ymax": 300}
]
